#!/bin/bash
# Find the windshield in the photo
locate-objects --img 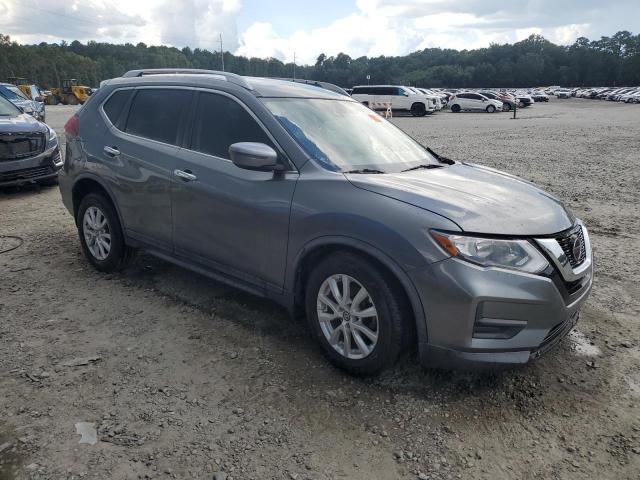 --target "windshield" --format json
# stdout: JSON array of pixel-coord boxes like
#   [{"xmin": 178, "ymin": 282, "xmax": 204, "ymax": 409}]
[
  {"xmin": 263, "ymin": 98, "xmax": 438, "ymax": 173},
  {"xmin": 1, "ymin": 85, "xmax": 29, "ymax": 100},
  {"xmin": 0, "ymin": 95, "xmax": 20, "ymax": 115}
]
